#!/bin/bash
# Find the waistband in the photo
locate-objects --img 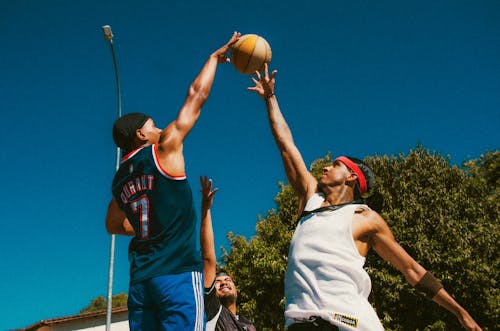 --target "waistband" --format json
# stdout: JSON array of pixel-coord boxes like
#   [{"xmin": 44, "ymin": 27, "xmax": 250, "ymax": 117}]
[{"xmin": 288, "ymin": 317, "xmax": 339, "ymax": 331}]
